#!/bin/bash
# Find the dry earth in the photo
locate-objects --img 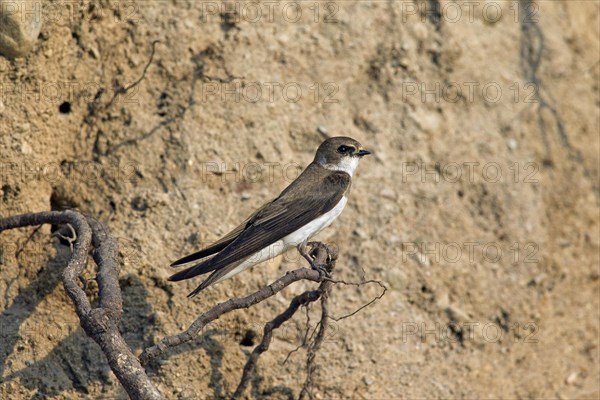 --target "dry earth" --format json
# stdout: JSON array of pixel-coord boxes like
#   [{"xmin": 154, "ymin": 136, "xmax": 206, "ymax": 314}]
[{"xmin": 0, "ymin": 0, "xmax": 599, "ymax": 399}]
